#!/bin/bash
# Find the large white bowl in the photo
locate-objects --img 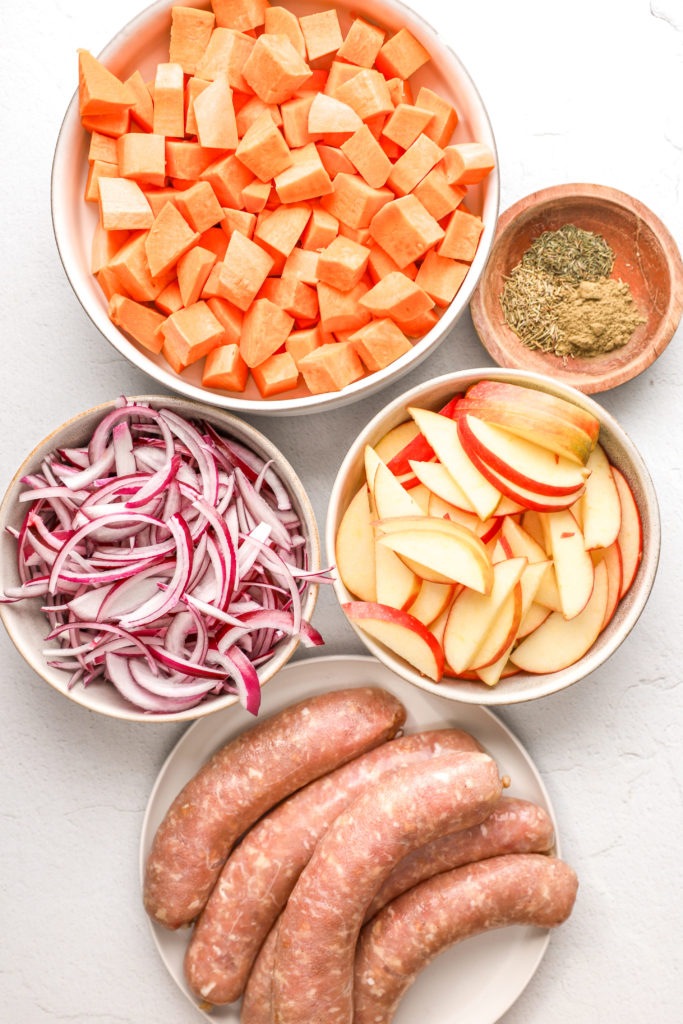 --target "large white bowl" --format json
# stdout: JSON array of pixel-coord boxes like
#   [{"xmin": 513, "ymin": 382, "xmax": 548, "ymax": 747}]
[
  {"xmin": 326, "ymin": 368, "xmax": 660, "ymax": 704},
  {"xmin": 51, "ymin": 0, "xmax": 499, "ymax": 415},
  {"xmin": 0, "ymin": 396, "xmax": 320, "ymax": 722}
]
